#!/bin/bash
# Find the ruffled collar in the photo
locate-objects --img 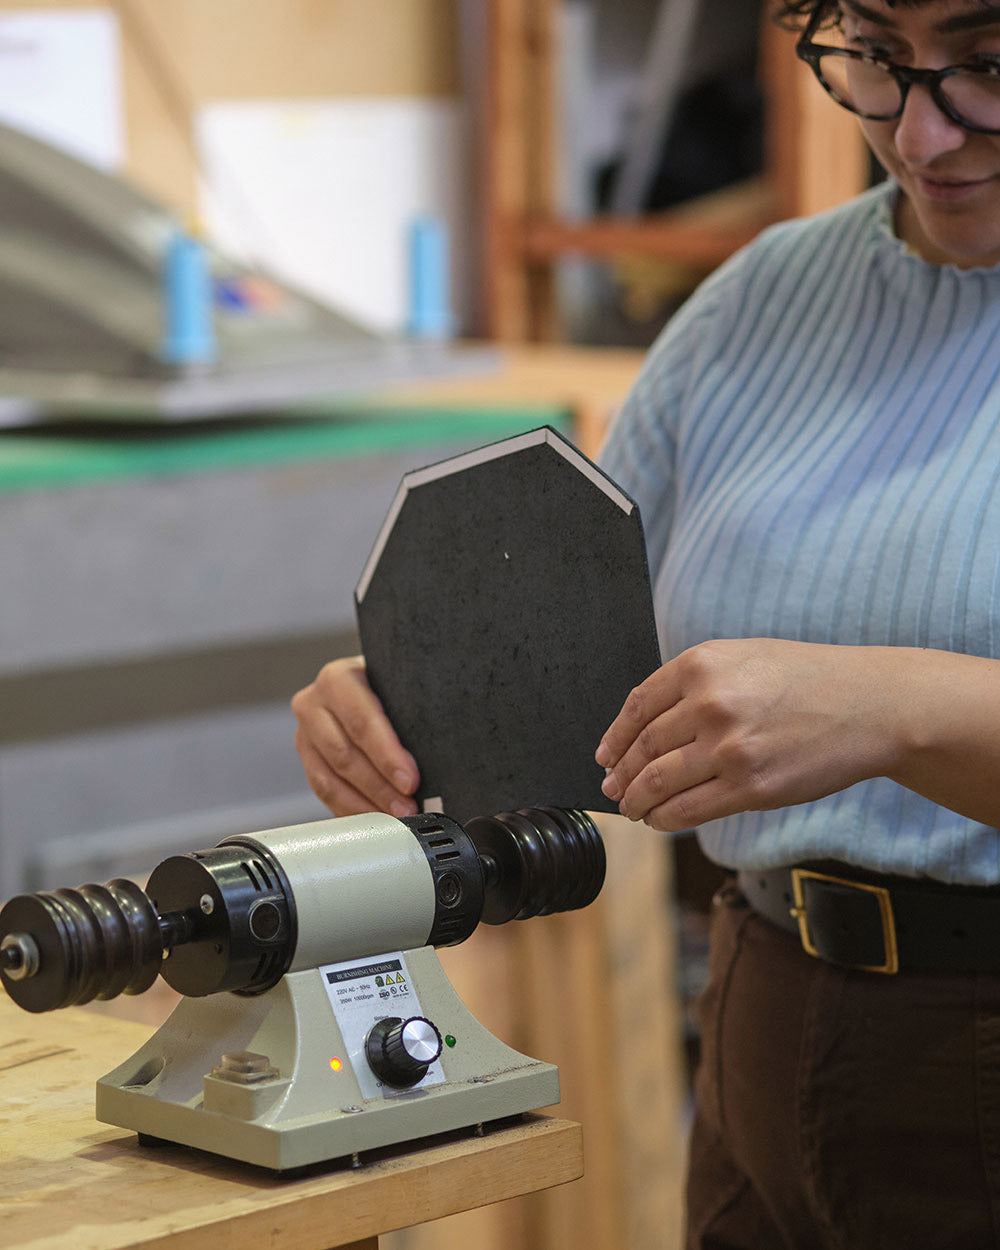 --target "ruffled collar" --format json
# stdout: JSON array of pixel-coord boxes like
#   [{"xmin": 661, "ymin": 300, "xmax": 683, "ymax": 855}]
[{"xmin": 872, "ymin": 177, "xmax": 1000, "ymax": 278}]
